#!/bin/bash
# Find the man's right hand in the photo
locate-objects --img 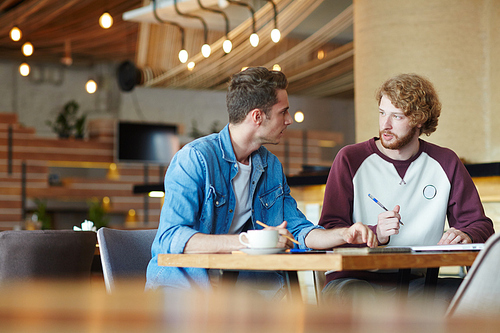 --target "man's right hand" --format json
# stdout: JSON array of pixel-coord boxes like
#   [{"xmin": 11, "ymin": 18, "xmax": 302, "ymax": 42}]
[
  {"xmin": 342, "ymin": 222, "xmax": 377, "ymax": 248},
  {"xmin": 376, "ymin": 205, "xmax": 401, "ymax": 244}
]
